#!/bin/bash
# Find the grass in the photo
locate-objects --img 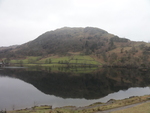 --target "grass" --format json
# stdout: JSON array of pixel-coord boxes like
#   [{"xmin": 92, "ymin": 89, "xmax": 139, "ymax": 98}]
[
  {"xmin": 10, "ymin": 55, "xmax": 101, "ymax": 67},
  {"xmin": 93, "ymin": 95, "xmax": 150, "ymax": 111},
  {"xmin": 73, "ymin": 55, "xmax": 94, "ymax": 60},
  {"xmin": 37, "ymin": 56, "xmax": 70, "ymax": 63},
  {"xmin": 69, "ymin": 59, "xmax": 99, "ymax": 65},
  {"xmin": 8, "ymin": 106, "xmax": 52, "ymax": 113},
  {"xmin": 81, "ymin": 95, "xmax": 150, "ymax": 113},
  {"xmin": 10, "ymin": 56, "xmax": 41, "ymax": 64},
  {"xmin": 7, "ymin": 95, "xmax": 150, "ymax": 113},
  {"xmin": 9, "ymin": 55, "xmax": 101, "ymax": 74},
  {"xmin": 37, "ymin": 55, "xmax": 99, "ymax": 65},
  {"xmin": 110, "ymin": 102, "xmax": 150, "ymax": 113}
]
